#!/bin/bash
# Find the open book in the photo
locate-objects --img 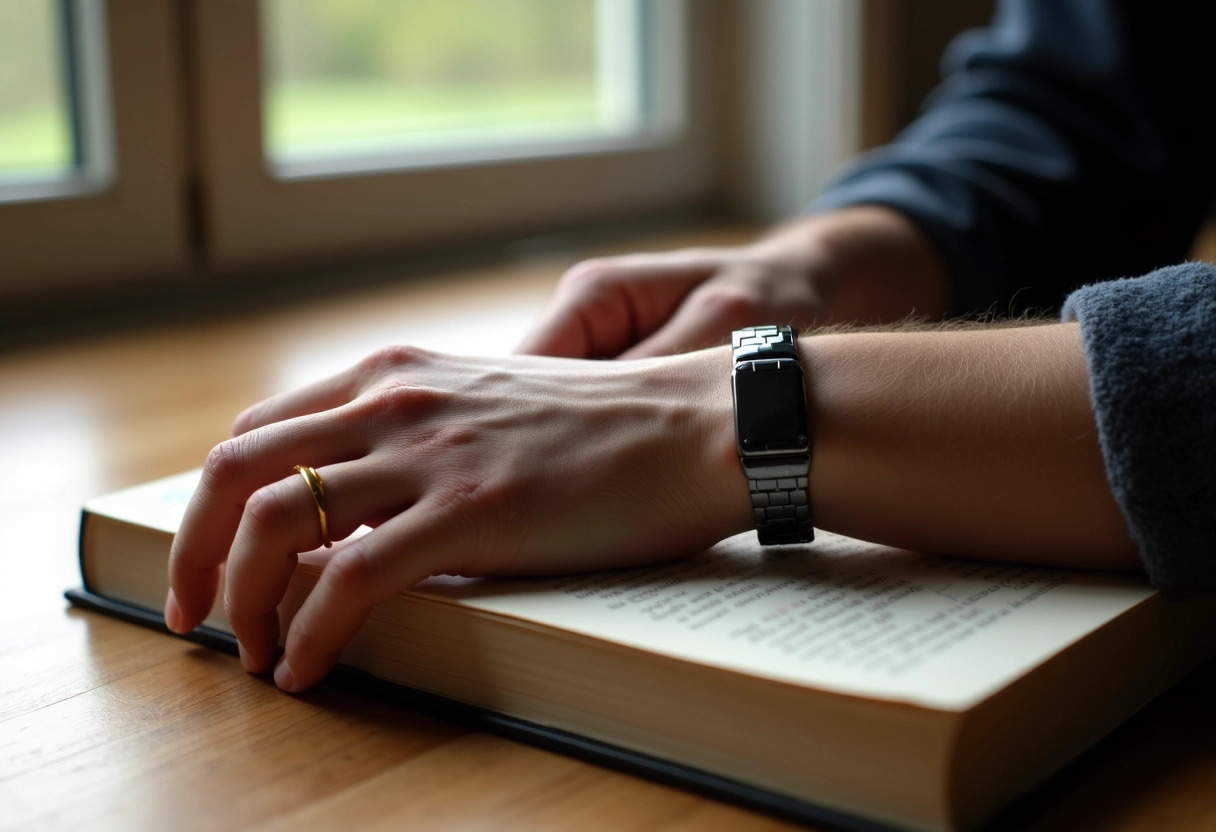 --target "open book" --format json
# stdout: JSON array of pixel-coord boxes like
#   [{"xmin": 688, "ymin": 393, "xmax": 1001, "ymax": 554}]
[{"xmin": 71, "ymin": 470, "xmax": 1216, "ymax": 832}]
